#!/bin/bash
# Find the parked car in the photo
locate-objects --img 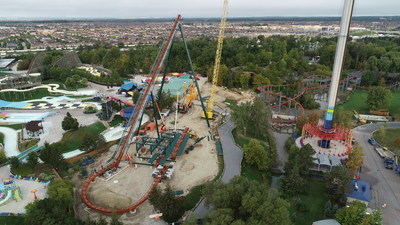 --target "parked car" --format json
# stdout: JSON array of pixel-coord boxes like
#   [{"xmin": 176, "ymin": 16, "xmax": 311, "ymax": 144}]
[{"xmin": 368, "ymin": 139, "xmax": 377, "ymax": 145}]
